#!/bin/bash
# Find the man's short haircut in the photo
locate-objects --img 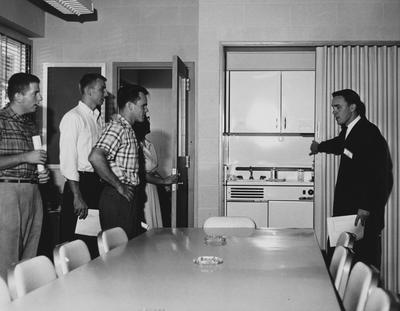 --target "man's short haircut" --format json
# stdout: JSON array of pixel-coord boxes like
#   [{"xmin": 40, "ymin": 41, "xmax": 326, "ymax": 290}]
[
  {"xmin": 117, "ymin": 84, "xmax": 149, "ymax": 110},
  {"xmin": 7, "ymin": 73, "xmax": 40, "ymax": 101},
  {"xmin": 332, "ymin": 89, "xmax": 366, "ymax": 117},
  {"xmin": 79, "ymin": 73, "xmax": 107, "ymax": 94}
]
